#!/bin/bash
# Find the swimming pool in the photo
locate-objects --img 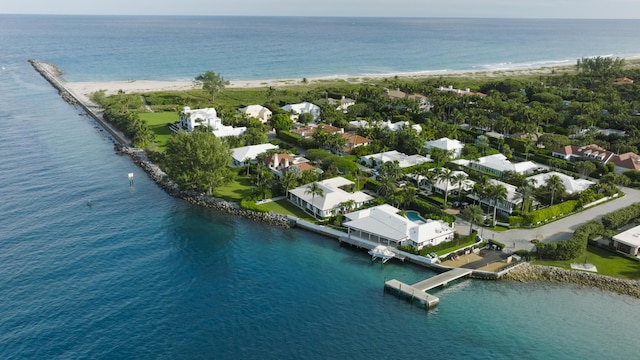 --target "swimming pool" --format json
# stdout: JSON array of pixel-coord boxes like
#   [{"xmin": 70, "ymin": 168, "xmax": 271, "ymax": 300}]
[{"xmin": 405, "ymin": 210, "xmax": 427, "ymax": 224}]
